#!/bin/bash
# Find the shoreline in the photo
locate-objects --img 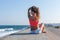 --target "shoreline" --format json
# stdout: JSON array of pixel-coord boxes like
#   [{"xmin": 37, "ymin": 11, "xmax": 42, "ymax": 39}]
[{"xmin": 0, "ymin": 27, "xmax": 60, "ymax": 40}]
